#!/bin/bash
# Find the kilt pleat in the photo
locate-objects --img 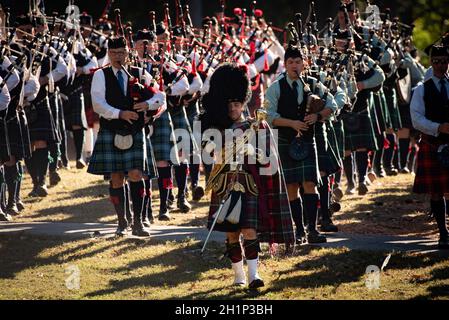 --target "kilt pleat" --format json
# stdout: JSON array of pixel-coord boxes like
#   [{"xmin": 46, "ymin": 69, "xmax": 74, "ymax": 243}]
[
  {"xmin": 65, "ymin": 88, "xmax": 88, "ymax": 130},
  {"xmin": 87, "ymin": 128, "xmax": 147, "ymax": 174},
  {"xmin": 277, "ymin": 136, "xmax": 321, "ymax": 185},
  {"xmin": 28, "ymin": 96, "xmax": 58, "ymax": 143},
  {"xmin": 344, "ymin": 111, "xmax": 378, "ymax": 151},
  {"xmin": 383, "ymin": 86, "xmax": 402, "ymax": 130},
  {"xmin": 151, "ymin": 111, "xmax": 179, "ymax": 164},
  {"xmin": 315, "ymin": 122, "xmax": 341, "ymax": 176}
]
